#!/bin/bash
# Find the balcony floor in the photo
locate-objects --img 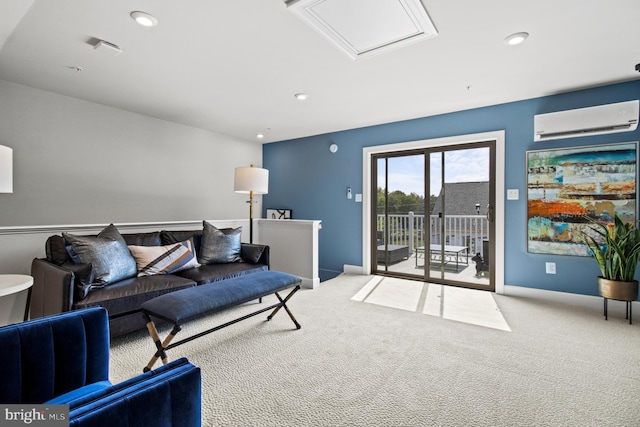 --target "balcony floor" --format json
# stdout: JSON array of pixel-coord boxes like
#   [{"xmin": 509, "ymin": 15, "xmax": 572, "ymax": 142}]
[{"xmin": 376, "ymin": 251, "xmax": 490, "ymax": 286}]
